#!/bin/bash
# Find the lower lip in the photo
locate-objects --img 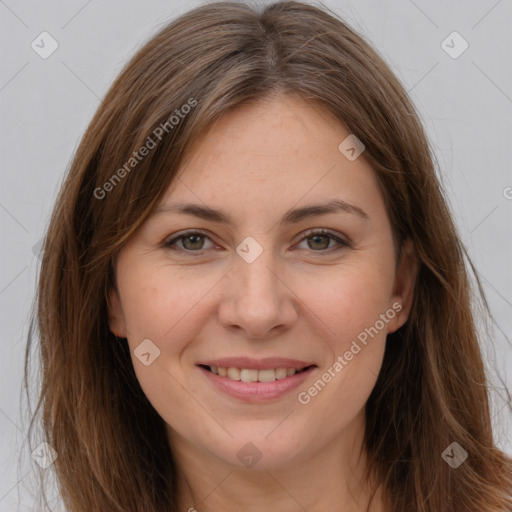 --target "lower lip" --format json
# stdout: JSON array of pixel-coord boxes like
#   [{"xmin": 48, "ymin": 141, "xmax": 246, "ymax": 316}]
[{"xmin": 198, "ymin": 366, "xmax": 316, "ymax": 402}]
